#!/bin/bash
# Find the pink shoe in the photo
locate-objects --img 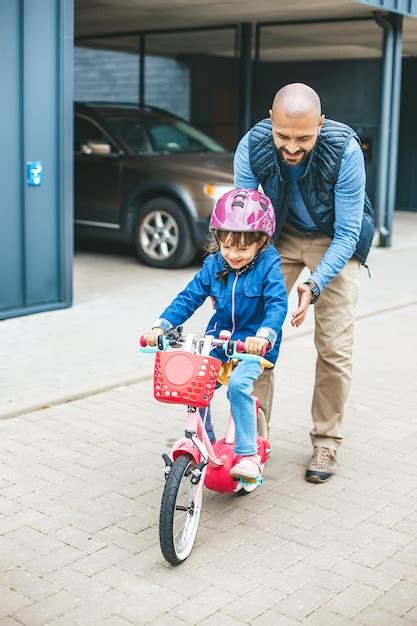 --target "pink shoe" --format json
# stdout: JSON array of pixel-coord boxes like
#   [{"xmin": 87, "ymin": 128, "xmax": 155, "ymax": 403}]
[{"xmin": 230, "ymin": 455, "xmax": 262, "ymax": 480}]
